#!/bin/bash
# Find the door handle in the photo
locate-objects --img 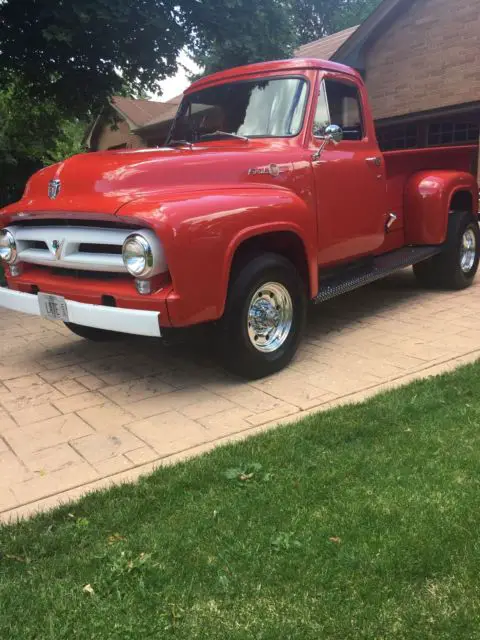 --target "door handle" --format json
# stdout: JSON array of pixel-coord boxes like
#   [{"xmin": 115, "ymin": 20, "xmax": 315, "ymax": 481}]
[{"xmin": 366, "ymin": 156, "xmax": 382, "ymax": 167}]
